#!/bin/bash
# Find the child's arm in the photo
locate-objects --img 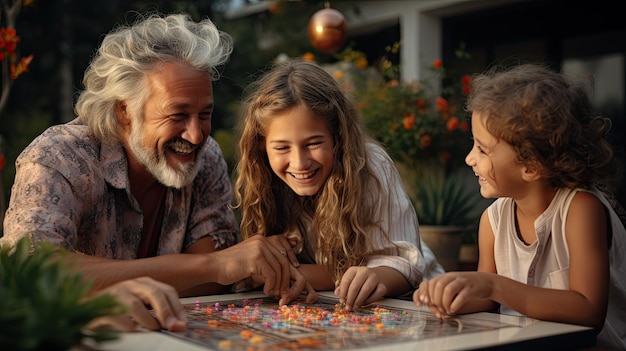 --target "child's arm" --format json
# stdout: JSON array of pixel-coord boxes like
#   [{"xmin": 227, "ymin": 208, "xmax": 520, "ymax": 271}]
[
  {"xmin": 487, "ymin": 192, "xmax": 608, "ymax": 329},
  {"xmin": 415, "ymin": 193, "xmax": 609, "ymax": 330},
  {"xmin": 414, "ymin": 211, "xmax": 499, "ymax": 316},
  {"xmin": 334, "ymin": 266, "xmax": 411, "ymax": 310}
]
